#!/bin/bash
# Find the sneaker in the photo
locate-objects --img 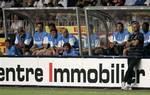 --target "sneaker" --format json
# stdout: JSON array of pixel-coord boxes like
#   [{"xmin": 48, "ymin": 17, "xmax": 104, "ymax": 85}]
[
  {"xmin": 128, "ymin": 86, "xmax": 132, "ymax": 90},
  {"xmin": 123, "ymin": 84, "xmax": 132, "ymax": 90},
  {"xmin": 121, "ymin": 82, "xmax": 126, "ymax": 90}
]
